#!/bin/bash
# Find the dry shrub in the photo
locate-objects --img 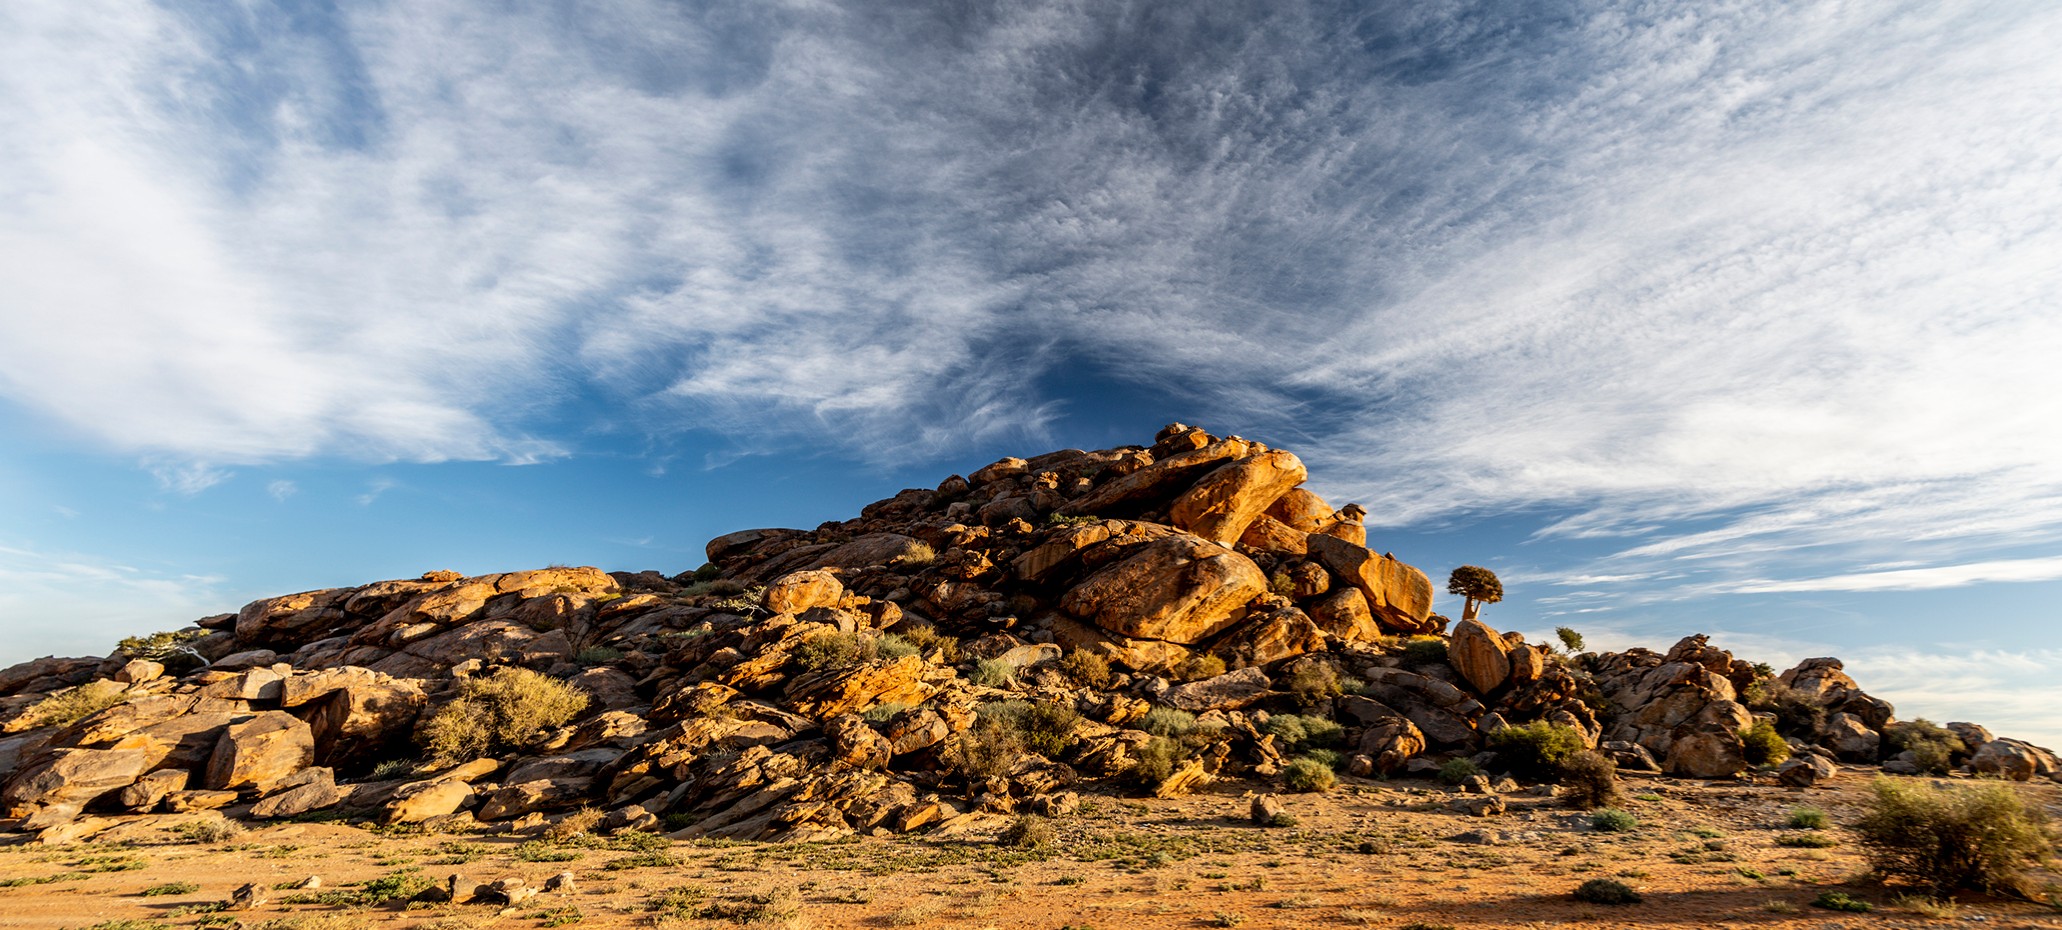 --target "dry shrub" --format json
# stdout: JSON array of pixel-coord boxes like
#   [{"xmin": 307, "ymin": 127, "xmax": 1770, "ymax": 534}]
[
  {"xmin": 1131, "ymin": 736, "xmax": 1182, "ymax": 788},
  {"xmin": 21, "ymin": 680, "xmax": 128, "ymax": 730},
  {"xmin": 999, "ymin": 814, "xmax": 1057, "ymax": 849},
  {"xmin": 1283, "ymin": 756, "xmax": 1337, "ymax": 793},
  {"xmin": 418, "ymin": 666, "xmax": 589, "ymax": 766},
  {"xmin": 1059, "ymin": 650, "xmax": 1112, "ymax": 689},
  {"xmin": 1741, "ymin": 720, "xmax": 1792, "ymax": 766},
  {"xmin": 1856, "ymin": 777, "xmax": 2054, "ymax": 896},
  {"xmin": 1486, "ymin": 720, "xmax": 1586, "ymax": 781},
  {"xmin": 1178, "ymin": 654, "xmax": 1227, "ymax": 681},
  {"xmin": 791, "ymin": 632, "xmax": 876, "ymax": 673},
  {"xmin": 978, "ymin": 700, "xmax": 1080, "ymax": 757},
  {"xmin": 1285, "ymin": 663, "xmax": 1343, "ymax": 701},
  {"xmin": 896, "ymin": 625, "xmax": 960, "ymax": 663},
  {"xmin": 1560, "ymin": 750, "xmax": 1622, "ymax": 810}
]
